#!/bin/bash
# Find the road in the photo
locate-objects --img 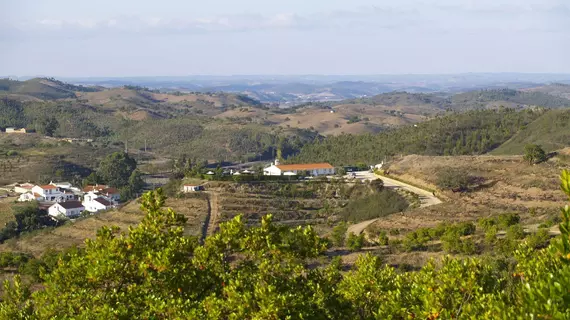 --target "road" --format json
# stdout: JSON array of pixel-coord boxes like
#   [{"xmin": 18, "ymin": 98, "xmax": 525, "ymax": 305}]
[{"xmin": 346, "ymin": 171, "xmax": 442, "ymax": 235}]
